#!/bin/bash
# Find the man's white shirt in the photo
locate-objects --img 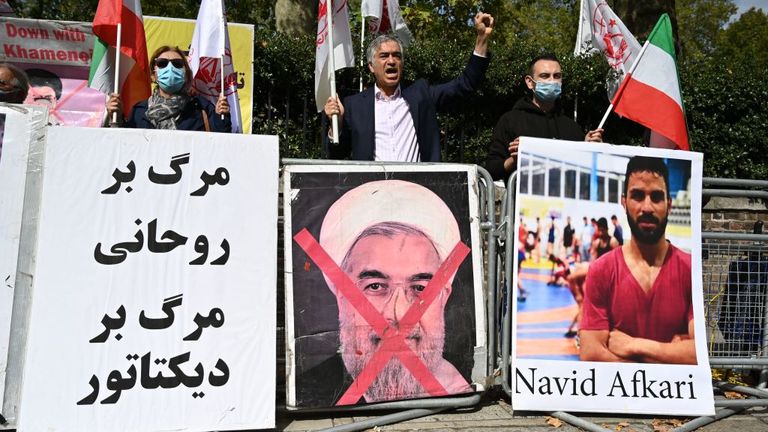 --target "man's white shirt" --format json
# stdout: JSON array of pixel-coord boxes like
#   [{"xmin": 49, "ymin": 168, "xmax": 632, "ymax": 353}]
[{"xmin": 373, "ymin": 84, "xmax": 420, "ymax": 162}]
